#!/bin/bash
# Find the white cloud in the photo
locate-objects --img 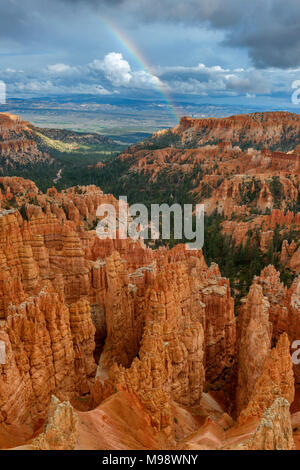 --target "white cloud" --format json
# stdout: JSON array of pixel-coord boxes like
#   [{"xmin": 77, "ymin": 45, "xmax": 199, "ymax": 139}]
[
  {"xmin": 90, "ymin": 52, "xmax": 162, "ymax": 90},
  {"xmin": 47, "ymin": 63, "xmax": 74, "ymax": 74},
  {"xmin": 197, "ymin": 64, "xmax": 229, "ymax": 73},
  {"xmin": 95, "ymin": 84, "xmax": 112, "ymax": 95},
  {"xmin": 91, "ymin": 52, "xmax": 132, "ymax": 86},
  {"xmin": 12, "ymin": 79, "xmax": 112, "ymax": 96},
  {"xmin": 157, "ymin": 63, "xmax": 272, "ymax": 96},
  {"xmin": 17, "ymin": 80, "xmax": 56, "ymax": 92},
  {"xmin": 224, "ymin": 71, "xmax": 270, "ymax": 94},
  {"xmin": 130, "ymin": 70, "xmax": 162, "ymax": 88},
  {"xmin": 2, "ymin": 52, "xmax": 298, "ymax": 101}
]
